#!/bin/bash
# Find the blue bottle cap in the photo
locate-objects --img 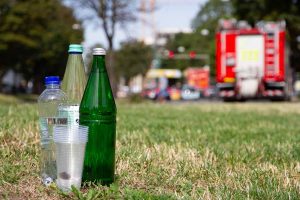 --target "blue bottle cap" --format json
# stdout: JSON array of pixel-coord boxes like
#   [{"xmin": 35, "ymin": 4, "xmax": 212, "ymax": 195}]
[{"xmin": 45, "ymin": 76, "xmax": 60, "ymax": 85}]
